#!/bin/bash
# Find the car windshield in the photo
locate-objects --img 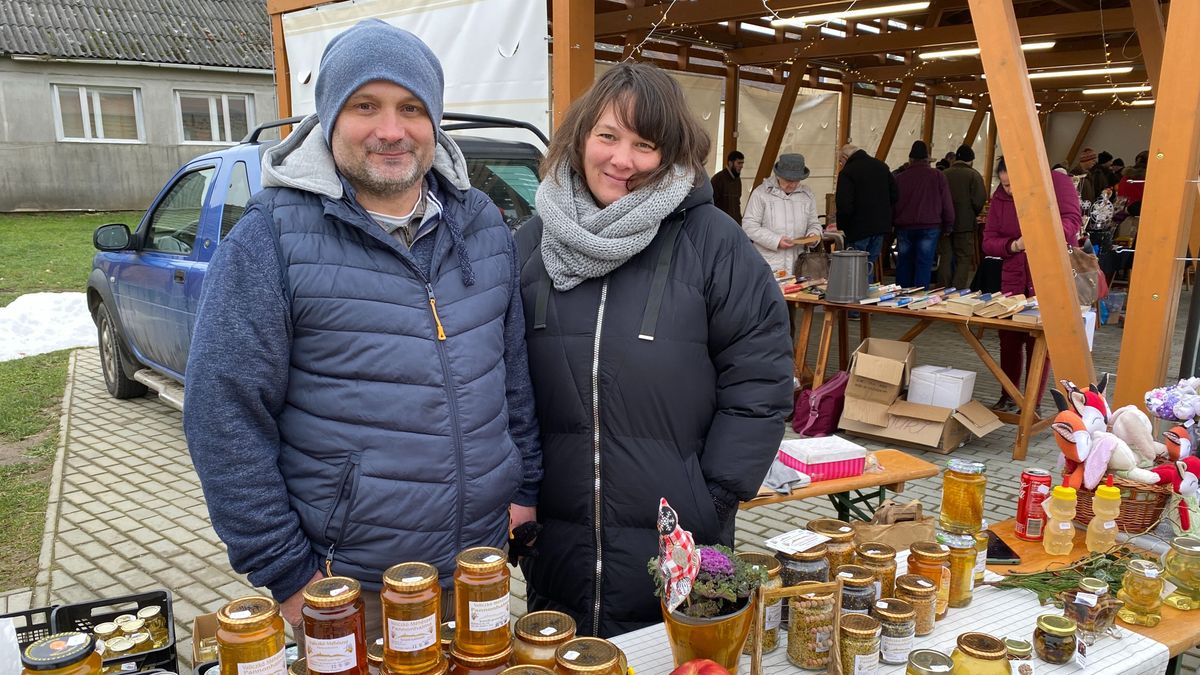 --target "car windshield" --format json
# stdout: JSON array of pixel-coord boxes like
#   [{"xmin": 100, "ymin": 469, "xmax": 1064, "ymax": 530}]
[{"xmin": 465, "ymin": 158, "xmax": 540, "ymax": 229}]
